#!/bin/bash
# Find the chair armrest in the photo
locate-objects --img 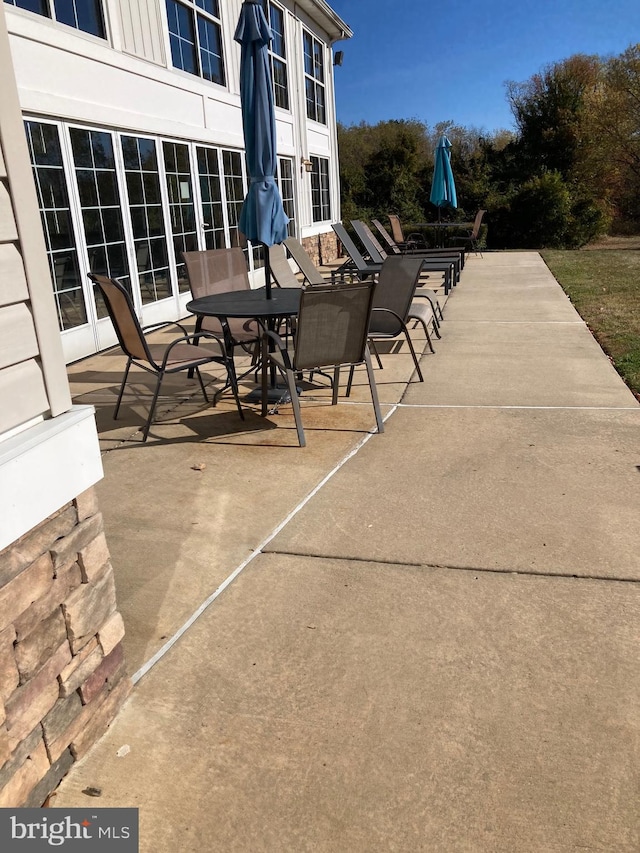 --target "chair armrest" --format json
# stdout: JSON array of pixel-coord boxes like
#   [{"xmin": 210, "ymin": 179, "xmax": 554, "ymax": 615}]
[
  {"xmin": 263, "ymin": 328, "xmax": 293, "ymax": 370},
  {"xmin": 142, "ymin": 320, "xmax": 190, "ymax": 336},
  {"xmin": 160, "ymin": 331, "xmax": 226, "ymax": 368}
]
